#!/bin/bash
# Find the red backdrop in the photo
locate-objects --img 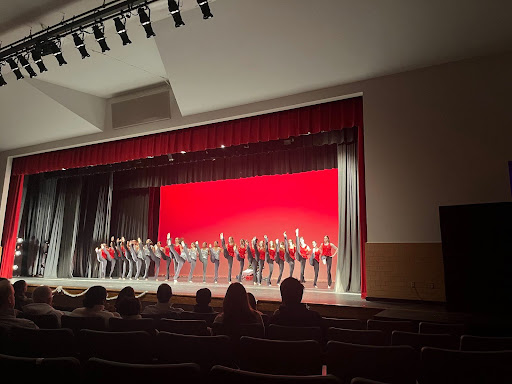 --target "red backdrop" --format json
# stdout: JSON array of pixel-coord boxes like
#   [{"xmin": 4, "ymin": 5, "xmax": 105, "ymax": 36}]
[{"xmin": 158, "ymin": 169, "xmax": 339, "ymax": 285}]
